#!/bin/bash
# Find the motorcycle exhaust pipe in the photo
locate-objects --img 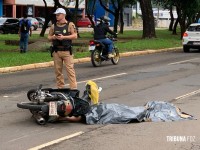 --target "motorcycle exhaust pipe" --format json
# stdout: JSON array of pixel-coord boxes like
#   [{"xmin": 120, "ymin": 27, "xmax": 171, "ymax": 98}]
[
  {"xmin": 36, "ymin": 117, "xmax": 46, "ymax": 125},
  {"xmin": 33, "ymin": 113, "xmax": 46, "ymax": 125}
]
